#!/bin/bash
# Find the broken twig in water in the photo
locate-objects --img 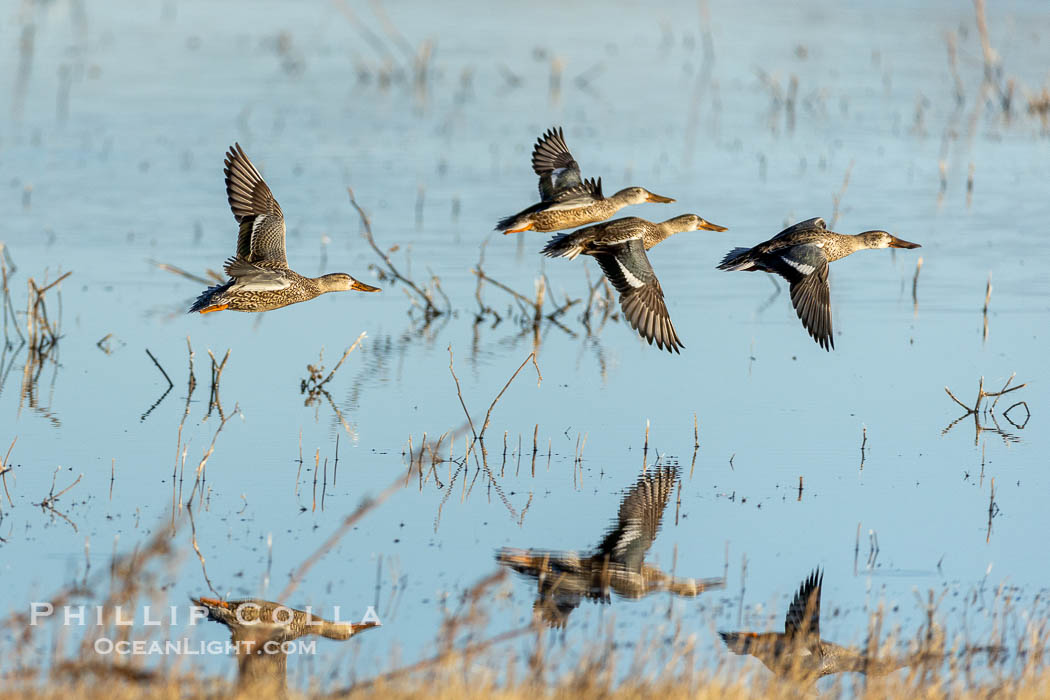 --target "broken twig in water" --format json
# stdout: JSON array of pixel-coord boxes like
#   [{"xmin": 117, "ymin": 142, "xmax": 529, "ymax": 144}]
[
  {"xmin": 349, "ymin": 187, "xmax": 442, "ymax": 320},
  {"xmin": 944, "ymin": 374, "xmax": 1026, "ymax": 416},
  {"xmin": 301, "ymin": 332, "xmax": 367, "ymax": 401},
  {"xmin": 943, "ymin": 374, "xmax": 1028, "ymax": 445},
  {"xmin": 35, "ymin": 467, "xmax": 83, "ymax": 531}
]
